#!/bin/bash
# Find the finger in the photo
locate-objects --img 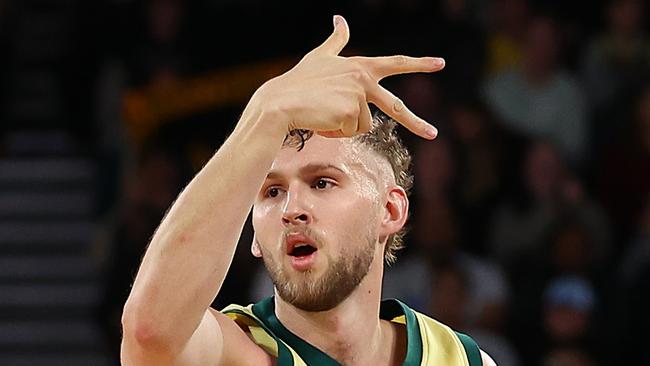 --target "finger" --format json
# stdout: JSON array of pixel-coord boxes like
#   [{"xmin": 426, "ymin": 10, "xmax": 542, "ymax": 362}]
[
  {"xmin": 311, "ymin": 15, "xmax": 350, "ymax": 56},
  {"xmin": 352, "ymin": 56, "xmax": 445, "ymax": 80},
  {"xmin": 367, "ymin": 84, "xmax": 438, "ymax": 139},
  {"xmin": 318, "ymin": 102, "xmax": 371, "ymax": 138},
  {"xmin": 357, "ymin": 101, "xmax": 372, "ymax": 134},
  {"xmin": 341, "ymin": 112, "xmax": 358, "ymax": 136},
  {"xmin": 317, "ymin": 130, "xmax": 347, "ymax": 138}
]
